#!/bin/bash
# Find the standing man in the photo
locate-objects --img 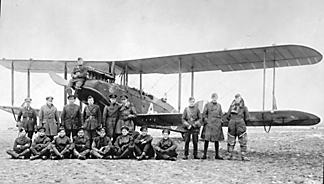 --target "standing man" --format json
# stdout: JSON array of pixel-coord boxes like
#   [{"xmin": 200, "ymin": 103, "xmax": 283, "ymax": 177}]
[
  {"xmin": 16, "ymin": 97, "xmax": 37, "ymax": 139},
  {"xmin": 61, "ymin": 94, "xmax": 82, "ymax": 139},
  {"xmin": 226, "ymin": 94, "xmax": 250, "ymax": 161},
  {"xmin": 102, "ymin": 94, "xmax": 120, "ymax": 139},
  {"xmin": 83, "ymin": 96, "xmax": 102, "ymax": 144},
  {"xmin": 66, "ymin": 57, "xmax": 88, "ymax": 97},
  {"xmin": 201, "ymin": 93, "xmax": 224, "ymax": 160},
  {"xmin": 182, "ymin": 97, "xmax": 202, "ymax": 159},
  {"xmin": 39, "ymin": 96, "xmax": 60, "ymax": 141},
  {"xmin": 115, "ymin": 95, "xmax": 136, "ymax": 138}
]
